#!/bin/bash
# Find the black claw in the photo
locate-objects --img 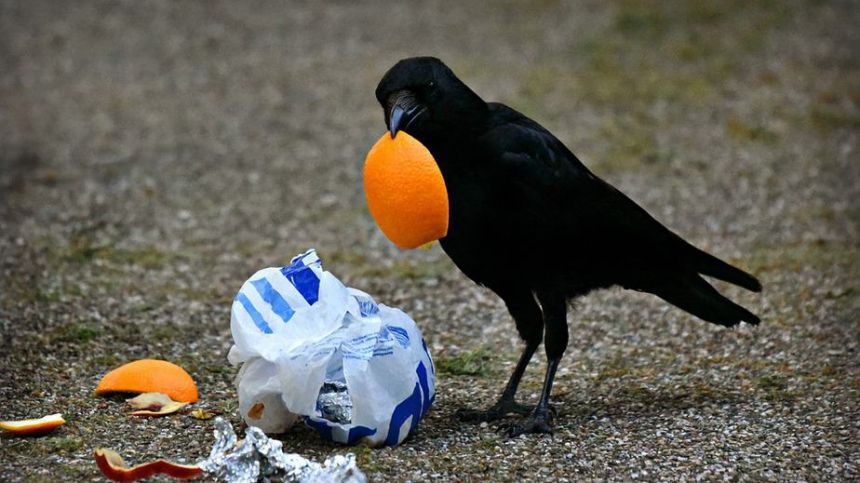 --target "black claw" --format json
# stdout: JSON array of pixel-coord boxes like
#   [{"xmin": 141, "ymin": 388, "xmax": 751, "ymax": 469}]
[
  {"xmin": 507, "ymin": 417, "xmax": 553, "ymax": 437},
  {"xmin": 456, "ymin": 407, "xmax": 500, "ymax": 422},
  {"xmin": 506, "ymin": 410, "xmax": 554, "ymax": 437},
  {"xmin": 457, "ymin": 400, "xmax": 534, "ymax": 423}
]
